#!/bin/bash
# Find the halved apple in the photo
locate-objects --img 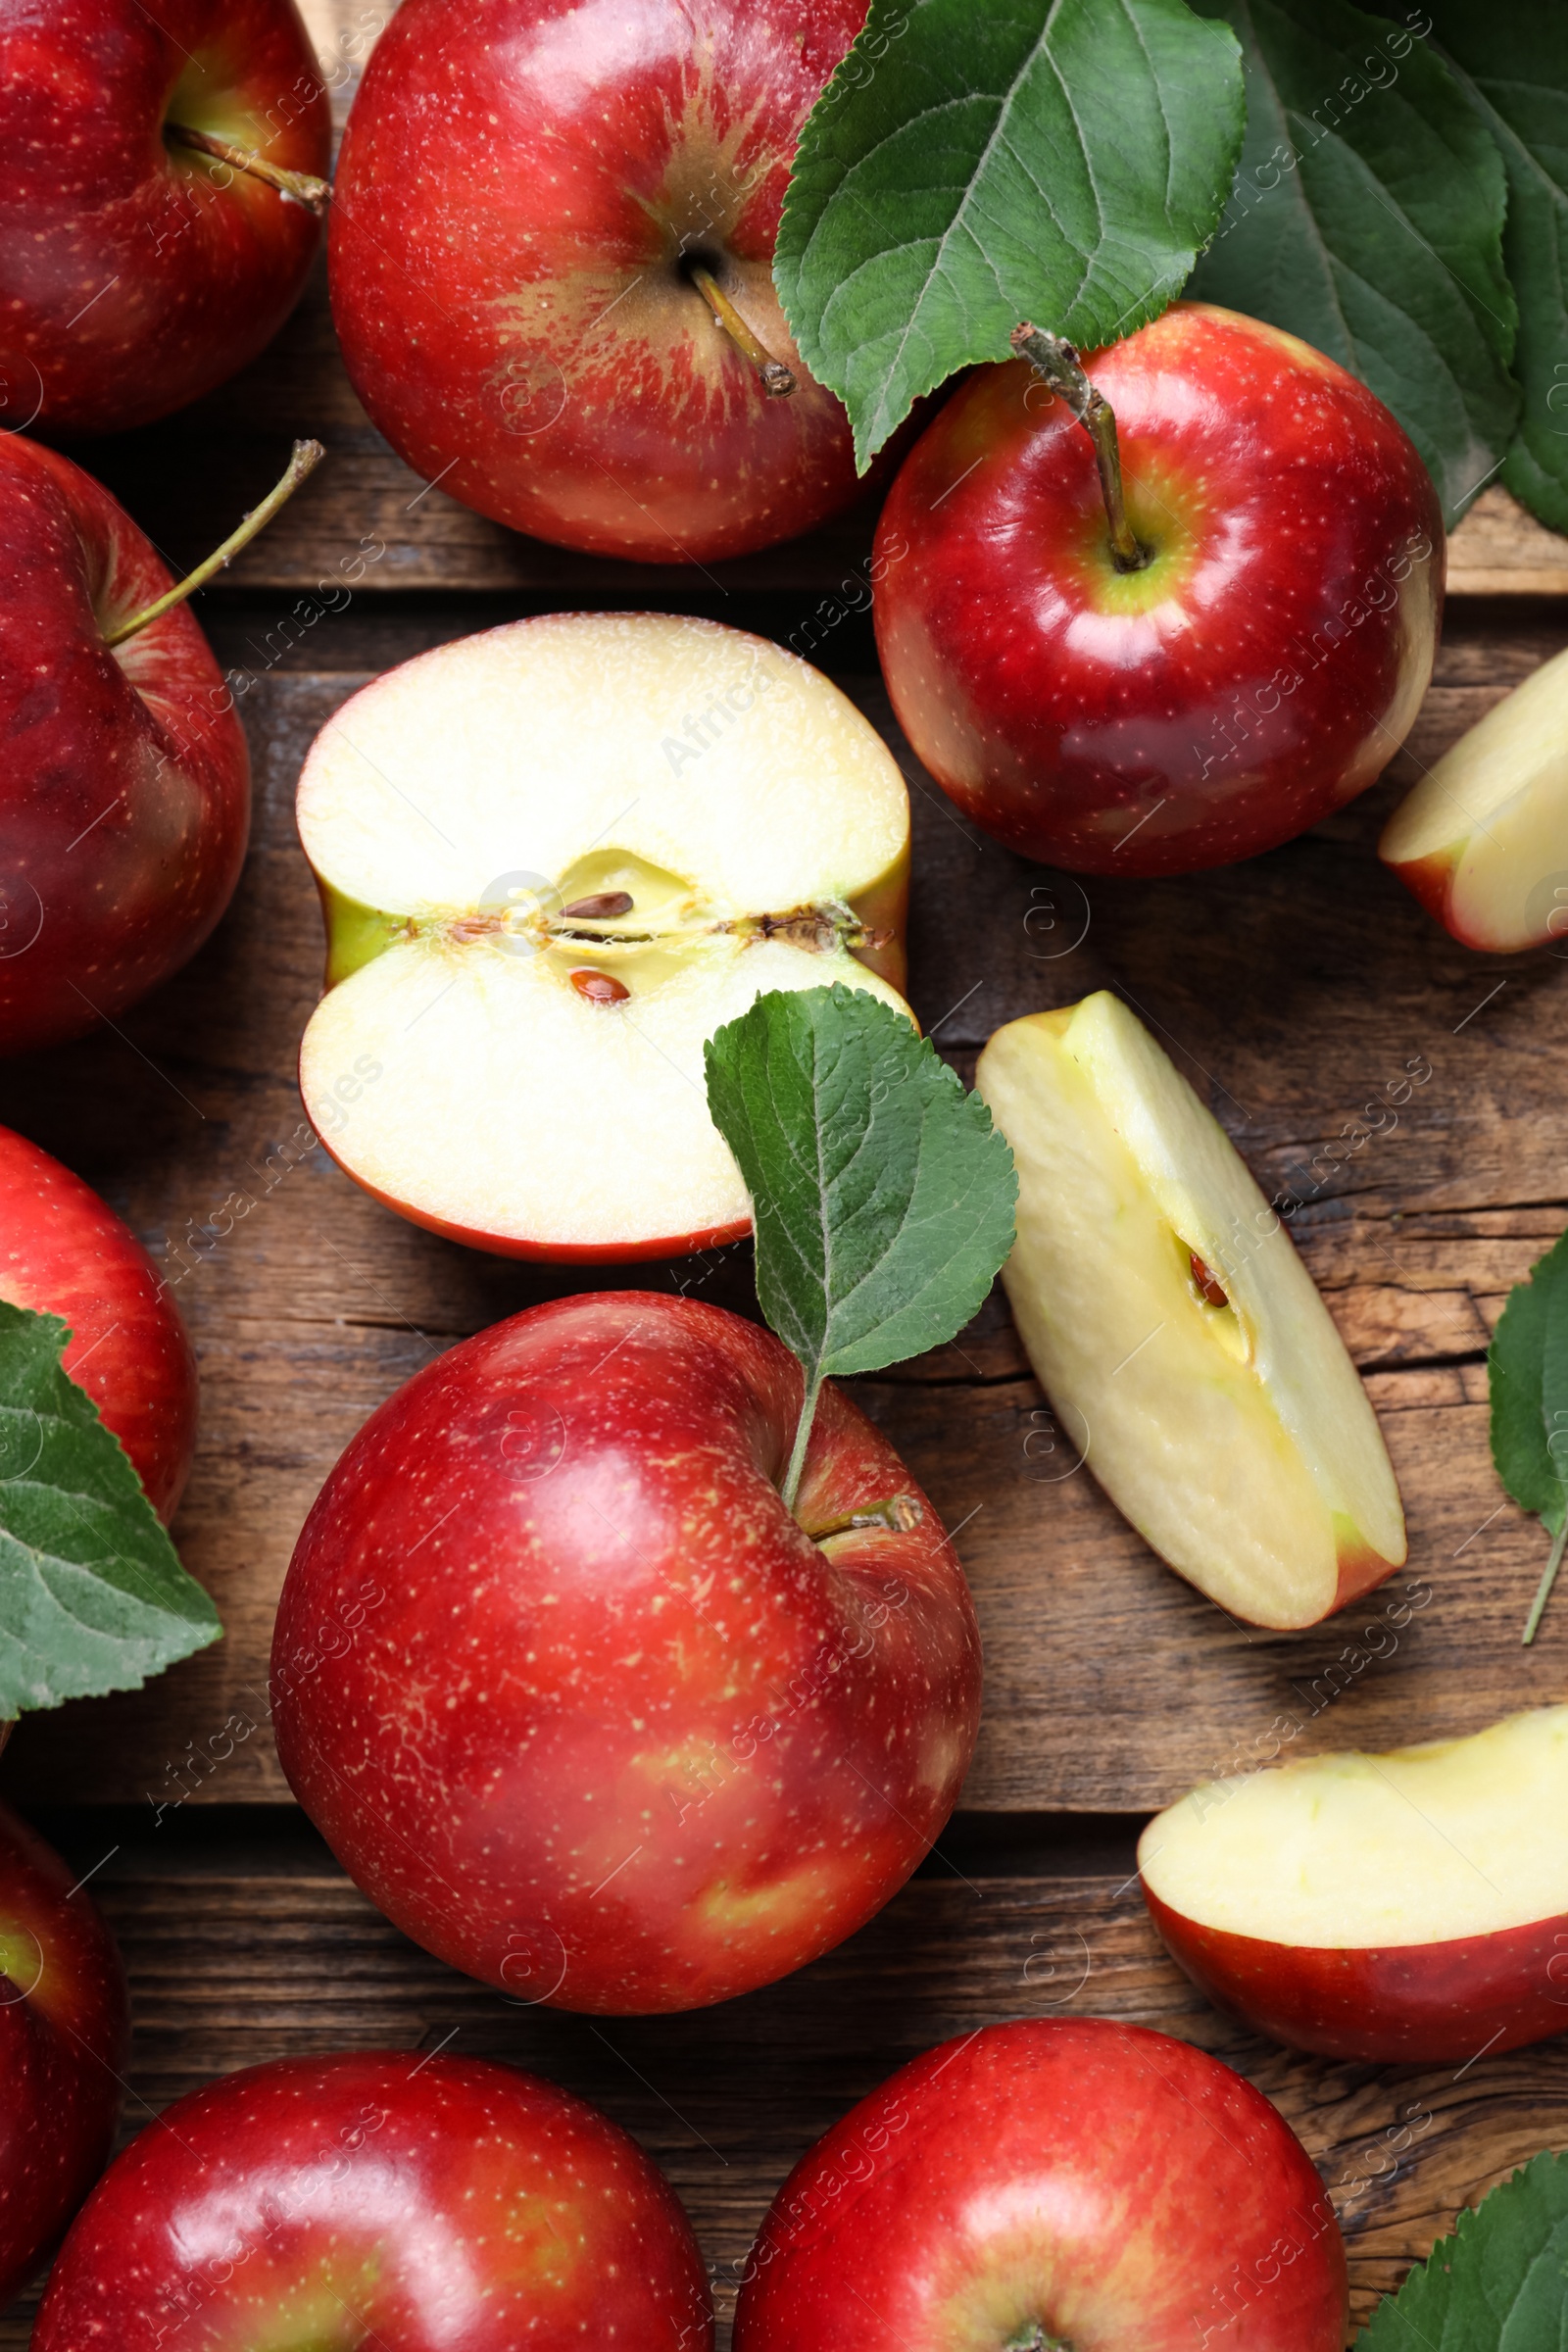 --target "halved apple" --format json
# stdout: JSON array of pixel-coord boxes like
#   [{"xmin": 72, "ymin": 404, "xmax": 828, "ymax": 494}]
[
  {"xmin": 974, "ymin": 992, "xmax": 1405, "ymax": 1629},
  {"xmin": 1140, "ymin": 1707, "xmax": 1568, "ymax": 2062},
  {"xmin": 1380, "ymin": 644, "xmax": 1568, "ymax": 952},
  {"xmin": 295, "ymin": 614, "xmax": 910, "ymax": 1258}
]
